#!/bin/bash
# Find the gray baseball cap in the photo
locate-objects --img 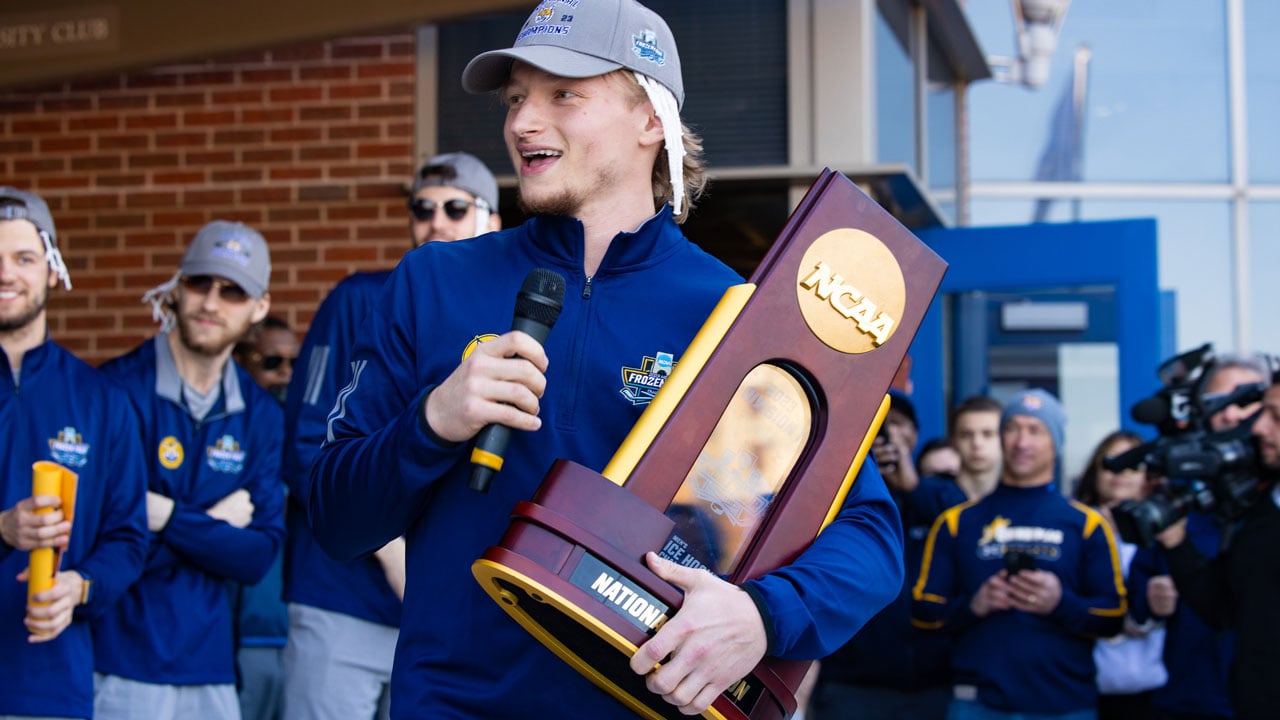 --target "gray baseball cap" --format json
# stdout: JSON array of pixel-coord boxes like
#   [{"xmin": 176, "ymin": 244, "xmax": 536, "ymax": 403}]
[
  {"xmin": 411, "ymin": 152, "xmax": 500, "ymax": 211},
  {"xmin": 0, "ymin": 186, "xmax": 57, "ymax": 245},
  {"xmin": 462, "ymin": 0, "xmax": 684, "ymax": 109},
  {"xmin": 181, "ymin": 220, "xmax": 271, "ymax": 298}
]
